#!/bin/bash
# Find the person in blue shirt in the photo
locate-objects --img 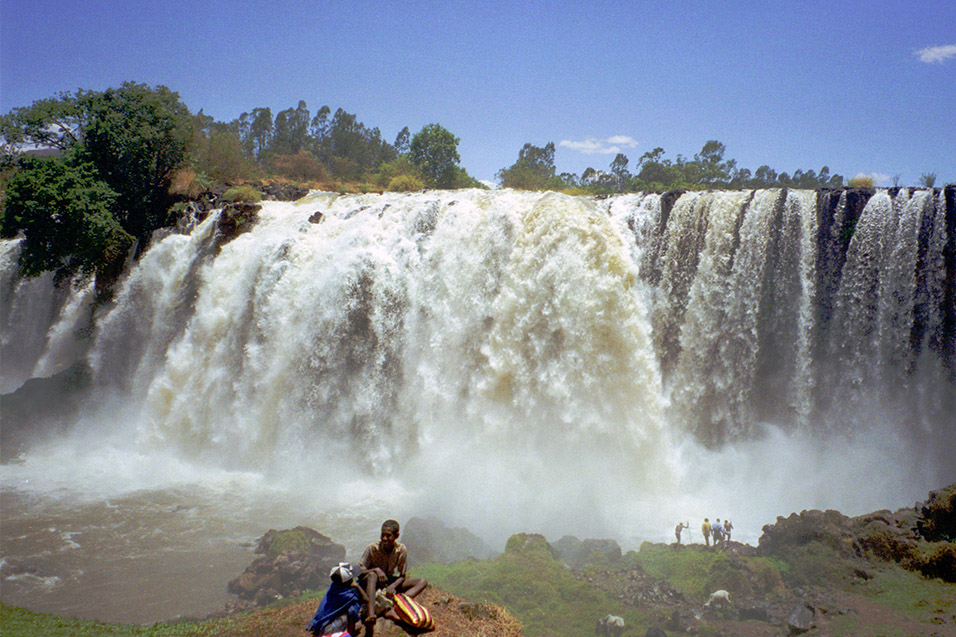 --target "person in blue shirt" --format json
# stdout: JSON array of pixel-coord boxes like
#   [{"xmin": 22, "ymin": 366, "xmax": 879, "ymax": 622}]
[
  {"xmin": 712, "ymin": 519, "xmax": 724, "ymax": 546},
  {"xmin": 307, "ymin": 563, "xmax": 362, "ymax": 636}
]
